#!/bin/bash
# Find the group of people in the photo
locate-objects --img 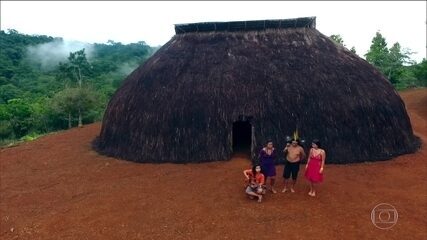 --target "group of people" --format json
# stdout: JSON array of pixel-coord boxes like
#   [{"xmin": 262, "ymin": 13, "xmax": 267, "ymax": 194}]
[{"xmin": 243, "ymin": 139, "xmax": 326, "ymax": 203}]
